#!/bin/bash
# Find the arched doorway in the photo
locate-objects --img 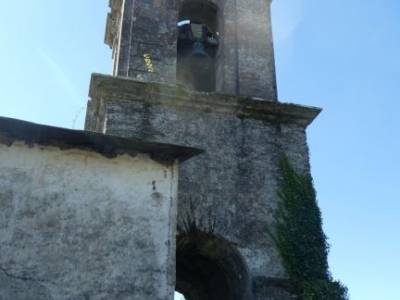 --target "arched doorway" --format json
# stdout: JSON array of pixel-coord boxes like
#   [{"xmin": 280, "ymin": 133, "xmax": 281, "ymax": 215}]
[
  {"xmin": 176, "ymin": 0, "xmax": 219, "ymax": 92},
  {"xmin": 176, "ymin": 232, "xmax": 248, "ymax": 300}
]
